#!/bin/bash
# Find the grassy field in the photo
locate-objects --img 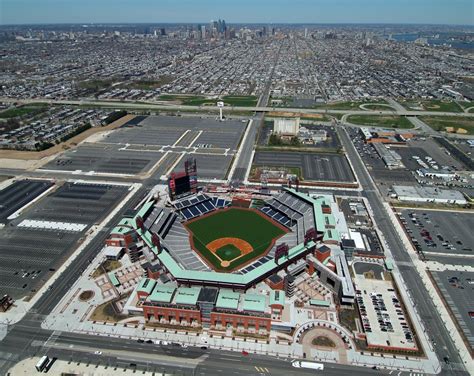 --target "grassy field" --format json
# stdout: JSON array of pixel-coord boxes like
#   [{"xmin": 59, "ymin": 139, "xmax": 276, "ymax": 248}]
[
  {"xmin": 0, "ymin": 105, "xmax": 47, "ymax": 119},
  {"xmin": 158, "ymin": 94, "xmax": 257, "ymax": 107},
  {"xmin": 313, "ymin": 100, "xmax": 388, "ymax": 110},
  {"xmin": 419, "ymin": 116, "xmax": 474, "ymax": 135},
  {"xmin": 401, "ymin": 100, "xmax": 464, "ymax": 113},
  {"xmin": 362, "ymin": 104, "xmax": 396, "ymax": 111},
  {"xmin": 347, "ymin": 115, "xmax": 414, "ymax": 129},
  {"xmin": 185, "ymin": 208, "xmax": 286, "ymax": 271}
]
